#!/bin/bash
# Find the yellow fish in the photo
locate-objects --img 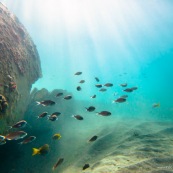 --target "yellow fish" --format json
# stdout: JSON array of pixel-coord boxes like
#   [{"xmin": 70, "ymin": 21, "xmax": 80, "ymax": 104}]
[
  {"xmin": 152, "ymin": 103, "xmax": 160, "ymax": 108},
  {"xmin": 52, "ymin": 133, "xmax": 61, "ymax": 140},
  {"xmin": 32, "ymin": 144, "xmax": 49, "ymax": 156}
]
